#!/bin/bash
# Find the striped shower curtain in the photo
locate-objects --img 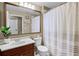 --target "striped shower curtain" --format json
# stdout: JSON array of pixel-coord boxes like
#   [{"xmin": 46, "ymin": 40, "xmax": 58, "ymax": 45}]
[{"xmin": 43, "ymin": 2, "xmax": 79, "ymax": 56}]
